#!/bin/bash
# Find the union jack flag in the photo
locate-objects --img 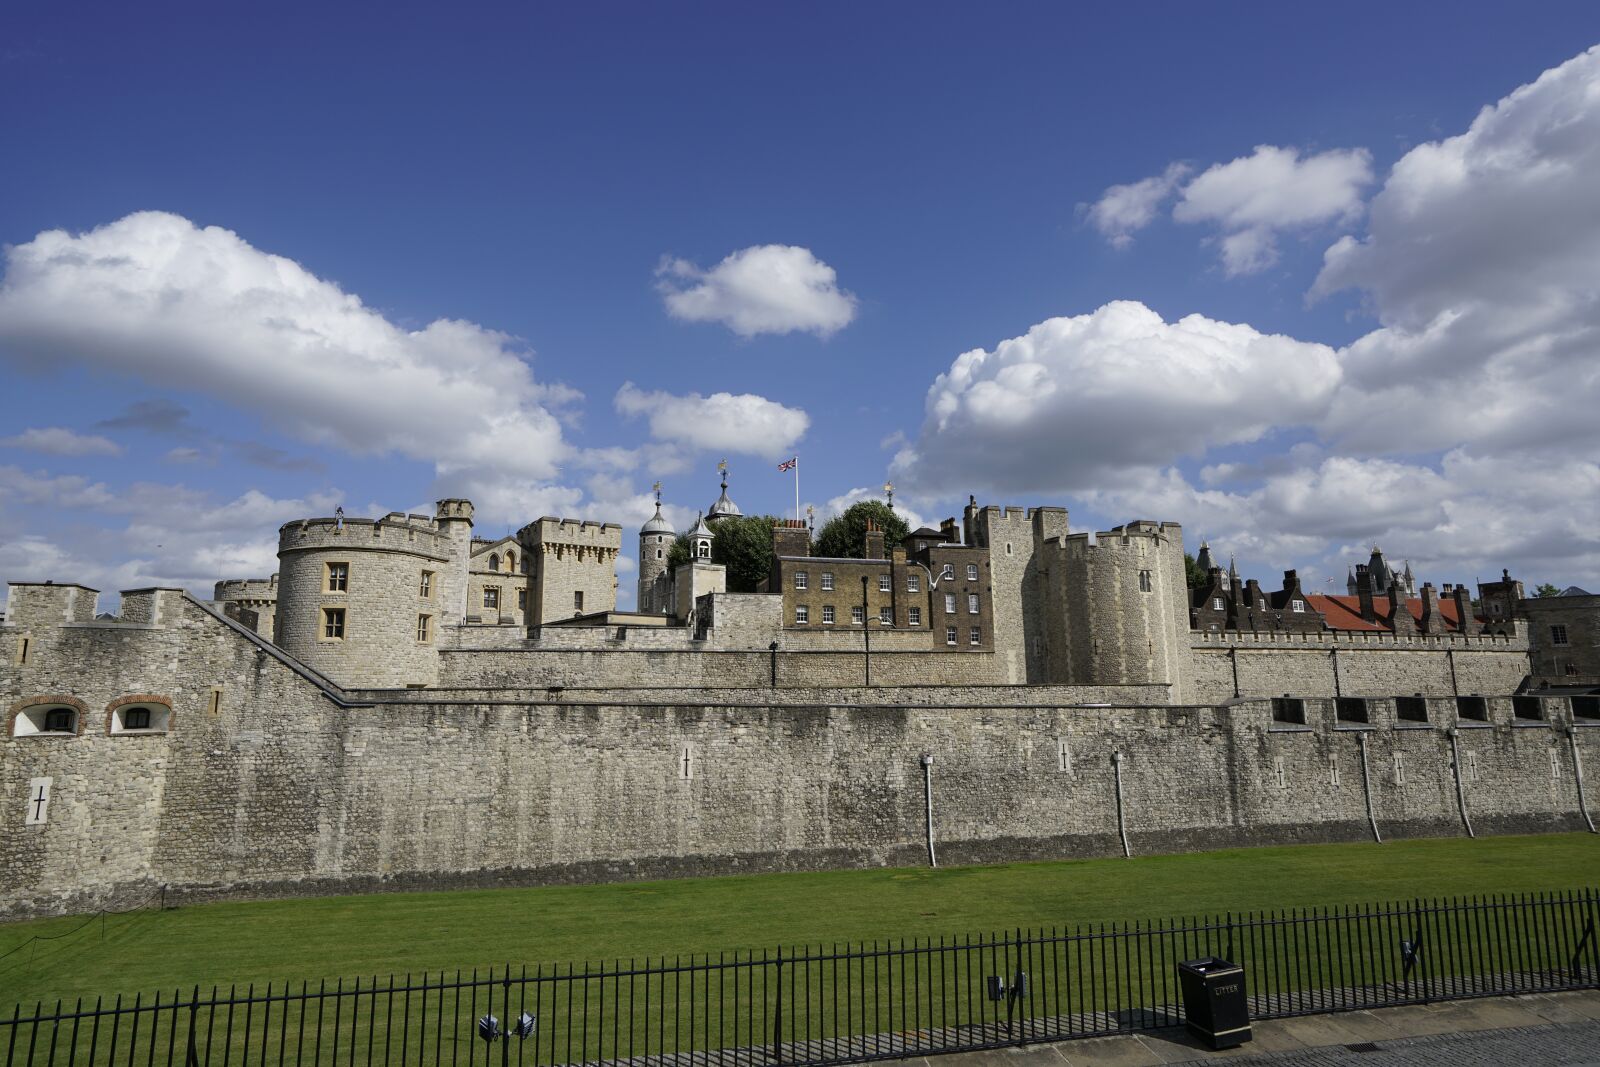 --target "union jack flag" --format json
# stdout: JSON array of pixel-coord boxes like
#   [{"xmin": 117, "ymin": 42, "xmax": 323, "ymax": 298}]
[{"xmin": 777, "ymin": 457, "xmax": 797, "ymax": 473}]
